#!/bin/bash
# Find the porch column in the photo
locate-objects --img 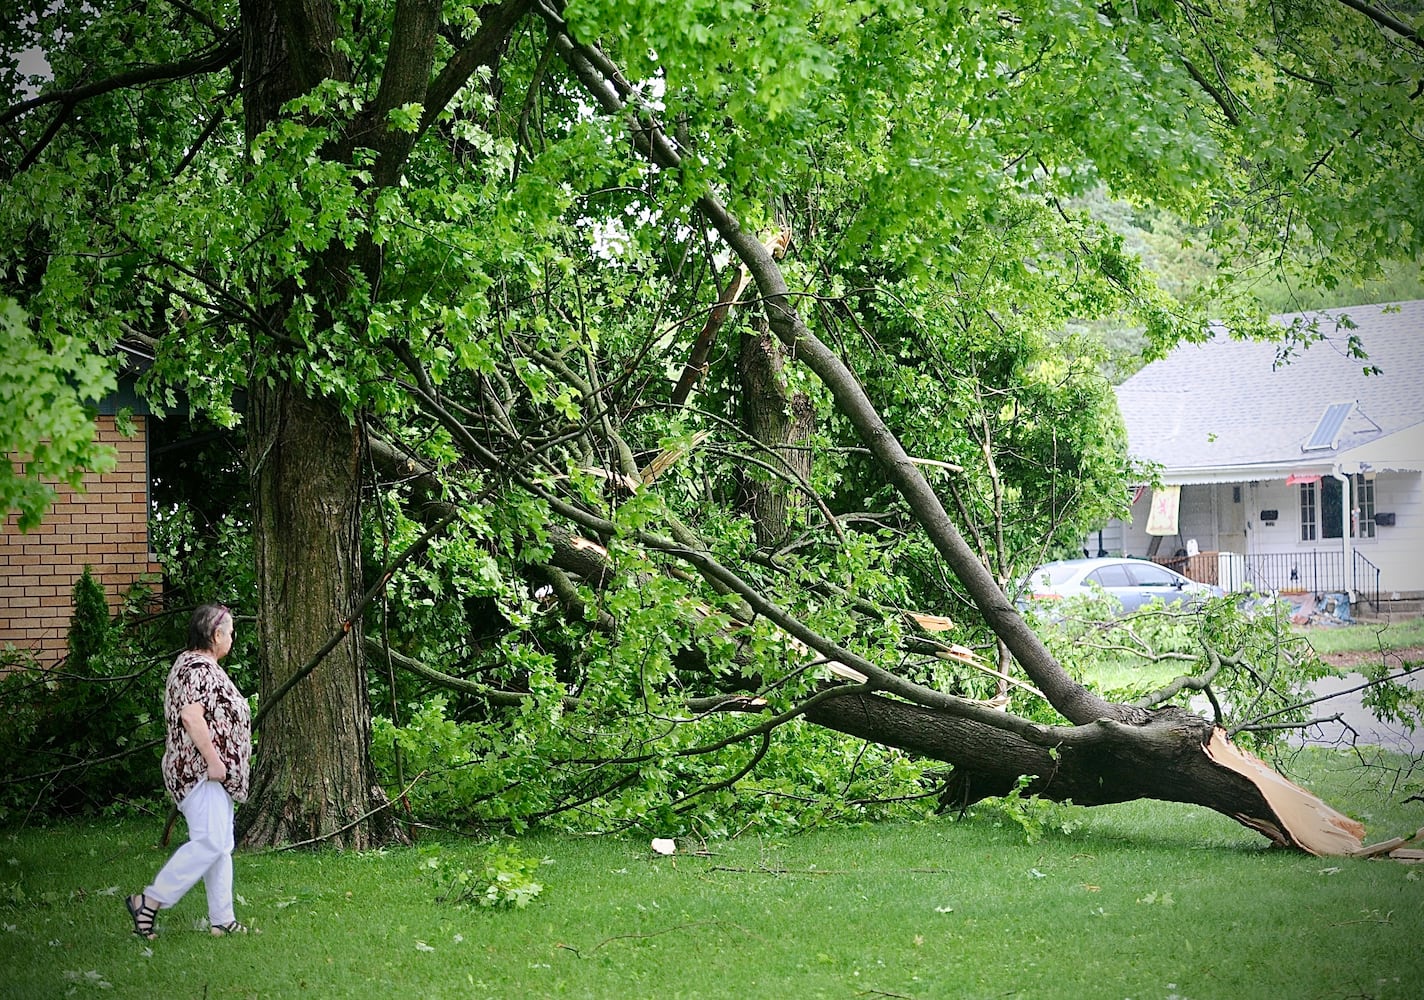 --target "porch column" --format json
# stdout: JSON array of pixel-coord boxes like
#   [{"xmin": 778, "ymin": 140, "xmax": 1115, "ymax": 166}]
[{"xmin": 1332, "ymin": 469, "xmax": 1354, "ymax": 599}]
